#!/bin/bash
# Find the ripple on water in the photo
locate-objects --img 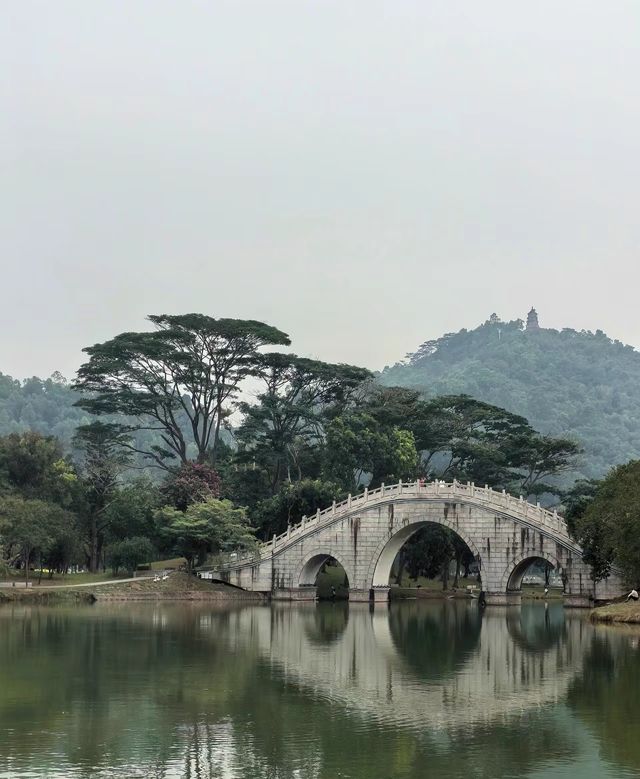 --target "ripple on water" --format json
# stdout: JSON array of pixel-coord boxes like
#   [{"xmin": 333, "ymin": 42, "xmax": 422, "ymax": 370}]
[{"xmin": 1, "ymin": 601, "xmax": 640, "ymax": 779}]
